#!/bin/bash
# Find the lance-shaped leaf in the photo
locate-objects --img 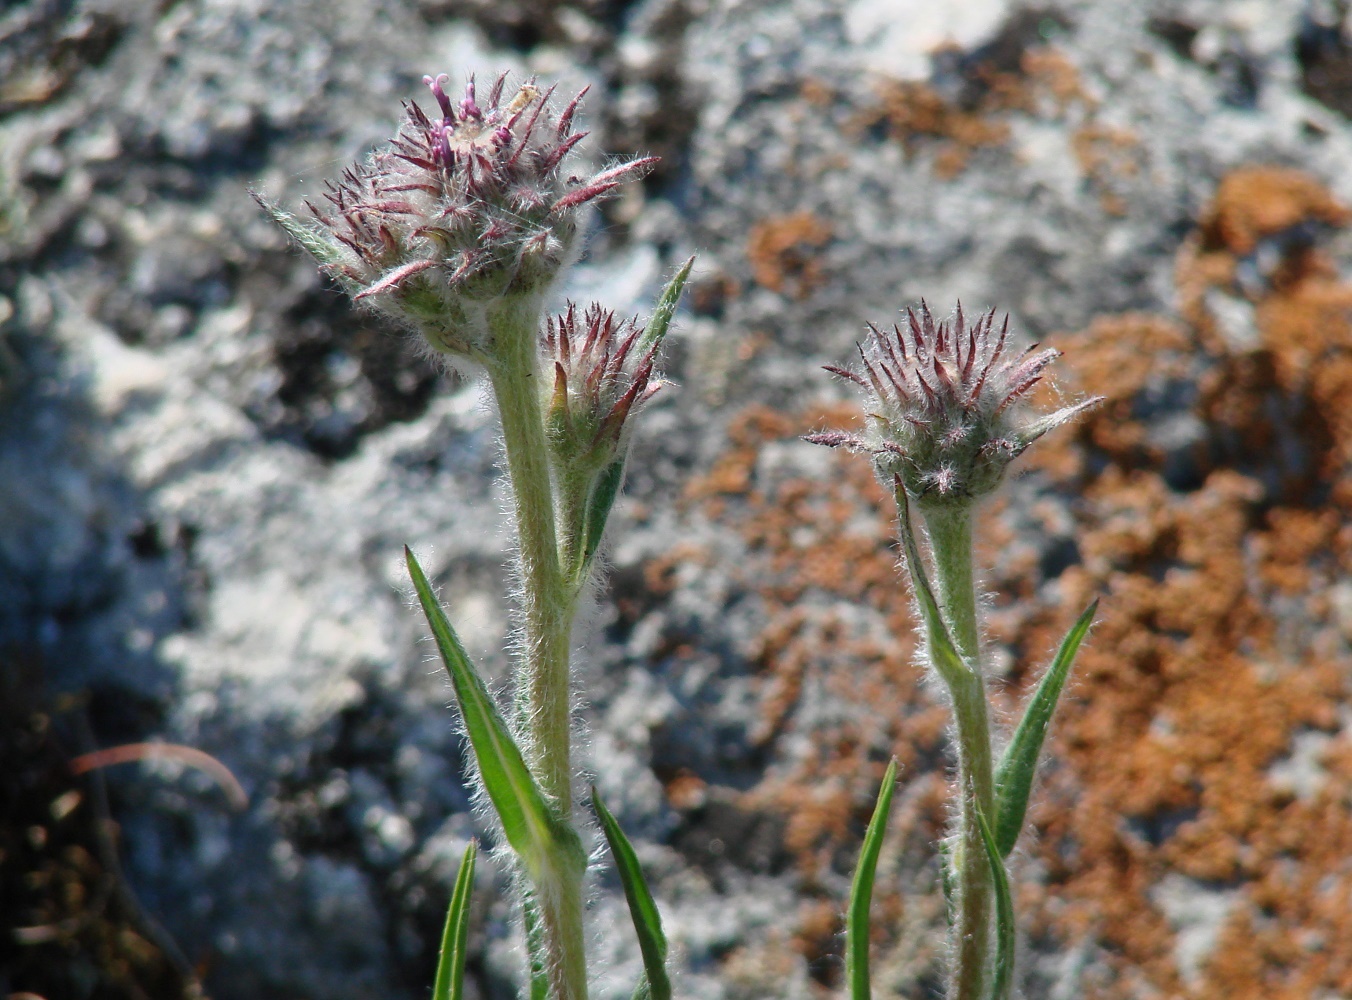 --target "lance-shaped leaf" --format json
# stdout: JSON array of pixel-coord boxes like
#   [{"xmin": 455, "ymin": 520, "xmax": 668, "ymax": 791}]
[
  {"xmin": 845, "ymin": 759, "xmax": 898, "ymax": 1000},
  {"xmin": 592, "ymin": 788, "xmax": 671, "ymax": 1000},
  {"xmin": 432, "ymin": 840, "xmax": 477, "ymax": 1000},
  {"xmin": 579, "ymin": 459, "xmax": 626, "ymax": 576},
  {"xmin": 638, "ymin": 256, "xmax": 695, "ymax": 353},
  {"xmin": 993, "ymin": 600, "xmax": 1097, "ymax": 857},
  {"xmin": 894, "ymin": 482, "xmax": 972, "ymax": 689},
  {"xmin": 406, "ymin": 547, "xmax": 567, "ymax": 878},
  {"xmin": 973, "ymin": 794, "xmax": 1016, "ymax": 1000}
]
